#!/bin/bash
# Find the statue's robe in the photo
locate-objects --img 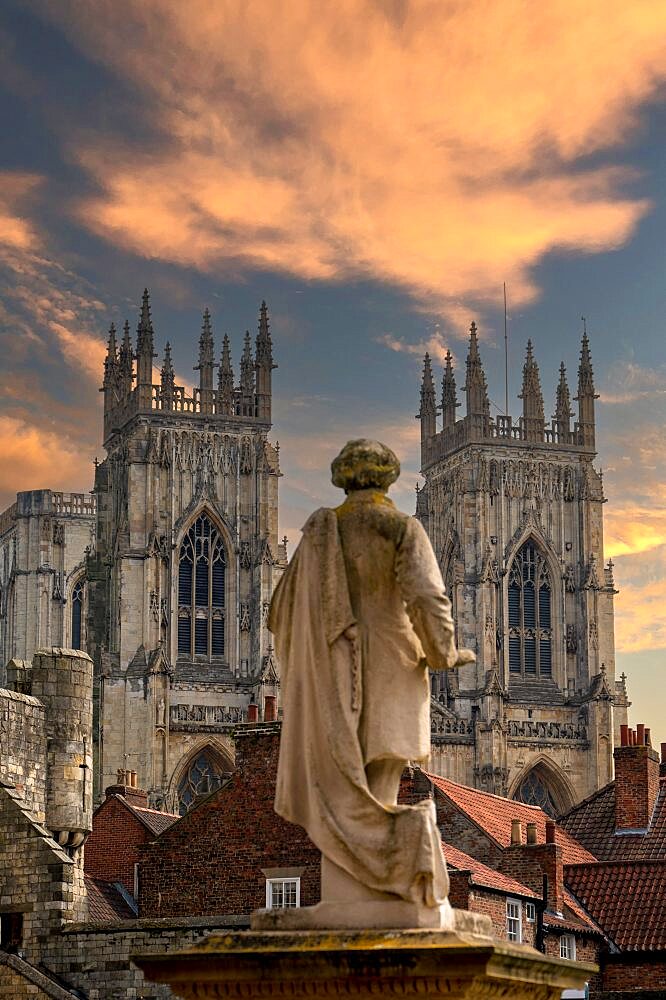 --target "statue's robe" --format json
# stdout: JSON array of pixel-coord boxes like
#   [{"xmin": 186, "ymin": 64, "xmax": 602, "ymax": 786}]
[{"xmin": 268, "ymin": 491, "xmax": 459, "ymax": 906}]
